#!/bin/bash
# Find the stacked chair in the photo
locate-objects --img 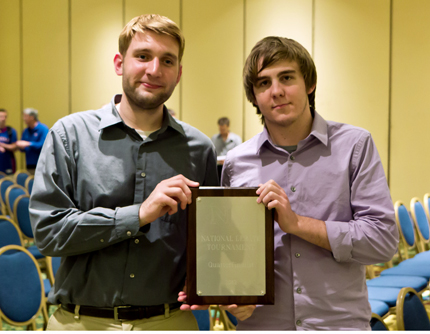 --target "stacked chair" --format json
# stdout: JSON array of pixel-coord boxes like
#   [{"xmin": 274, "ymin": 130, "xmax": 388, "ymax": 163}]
[
  {"xmin": 0, "ymin": 245, "xmax": 49, "ymax": 330},
  {"xmin": 367, "ymin": 195, "xmax": 430, "ymax": 330}
]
